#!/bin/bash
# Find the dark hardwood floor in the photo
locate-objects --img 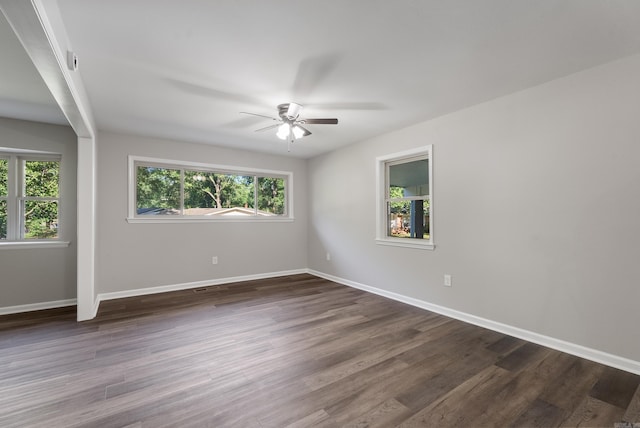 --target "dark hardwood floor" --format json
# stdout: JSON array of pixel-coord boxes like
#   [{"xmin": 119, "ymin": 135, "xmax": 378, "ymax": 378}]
[{"xmin": 1, "ymin": 274, "xmax": 639, "ymax": 427}]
